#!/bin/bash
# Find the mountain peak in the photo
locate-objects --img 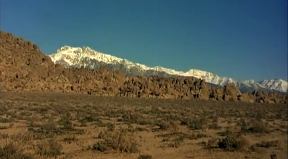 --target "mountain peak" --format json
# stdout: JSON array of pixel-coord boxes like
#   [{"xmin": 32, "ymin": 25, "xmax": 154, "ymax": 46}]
[
  {"xmin": 58, "ymin": 45, "xmax": 72, "ymax": 51},
  {"xmin": 52, "ymin": 45, "xmax": 124, "ymax": 65}
]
